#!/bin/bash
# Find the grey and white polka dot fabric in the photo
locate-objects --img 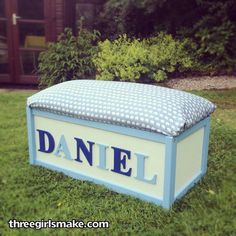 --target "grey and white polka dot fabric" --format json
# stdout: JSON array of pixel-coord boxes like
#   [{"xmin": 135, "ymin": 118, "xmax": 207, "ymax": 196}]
[{"xmin": 27, "ymin": 80, "xmax": 216, "ymax": 136}]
